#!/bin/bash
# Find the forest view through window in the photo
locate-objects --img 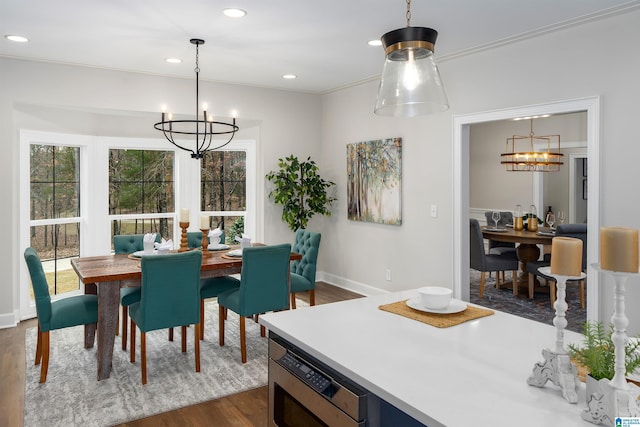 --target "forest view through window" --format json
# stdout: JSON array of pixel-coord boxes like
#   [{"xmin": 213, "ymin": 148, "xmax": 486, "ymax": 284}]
[
  {"xmin": 29, "ymin": 144, "xmax": 81, "ymax": 297},
  {"xmin": 201, "ymin": 150, "xmax": 247, "ymax": 243},
  {"xmin": 109, "ymin": 149, "xmax": 175, "ymax": 245}
]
